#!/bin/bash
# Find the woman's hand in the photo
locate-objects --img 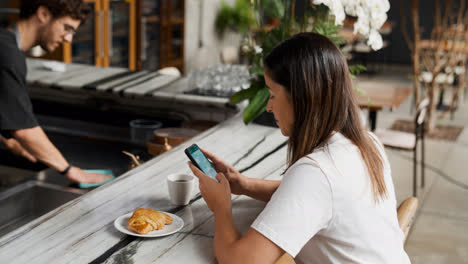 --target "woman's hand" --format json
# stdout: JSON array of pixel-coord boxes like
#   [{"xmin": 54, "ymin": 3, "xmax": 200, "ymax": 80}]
[
  {"xmin": 188, "ymin": 162, "xmax": 232, "ymax": 214},
  {"xmin": 201, "ymin": 149, "xmax": 250, "ymax": 195}
]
